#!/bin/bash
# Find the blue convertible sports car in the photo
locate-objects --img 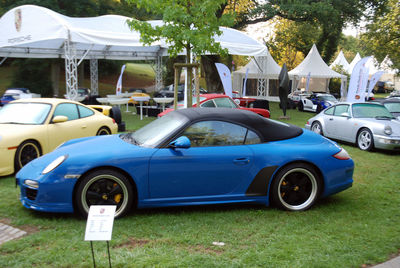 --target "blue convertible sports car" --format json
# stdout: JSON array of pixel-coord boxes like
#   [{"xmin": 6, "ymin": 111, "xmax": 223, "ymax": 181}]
[{"xmin": 17, "ymin": 108, "xmax": 354, "ymax": 218}]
